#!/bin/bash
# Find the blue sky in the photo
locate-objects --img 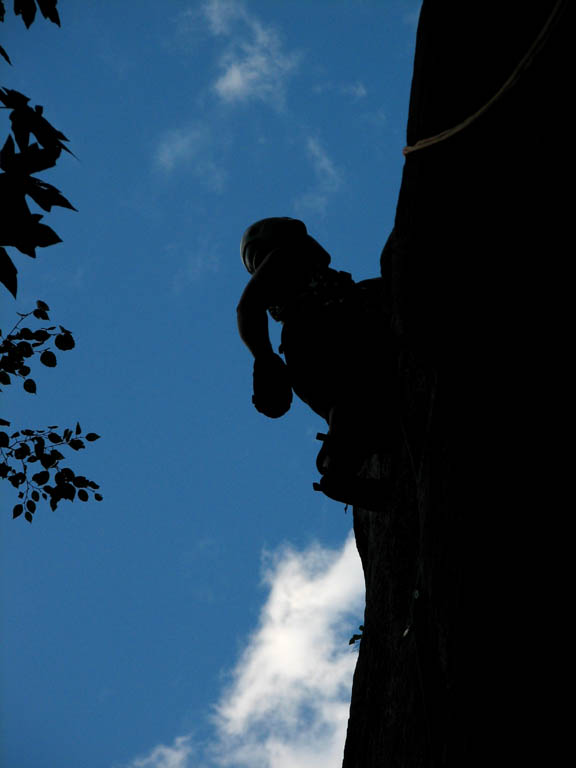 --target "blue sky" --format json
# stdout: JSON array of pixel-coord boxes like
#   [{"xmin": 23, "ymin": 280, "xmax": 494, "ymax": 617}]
[{"xmin": 1, "ymin": 2, "xmax": 419, "ymax": 766}]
